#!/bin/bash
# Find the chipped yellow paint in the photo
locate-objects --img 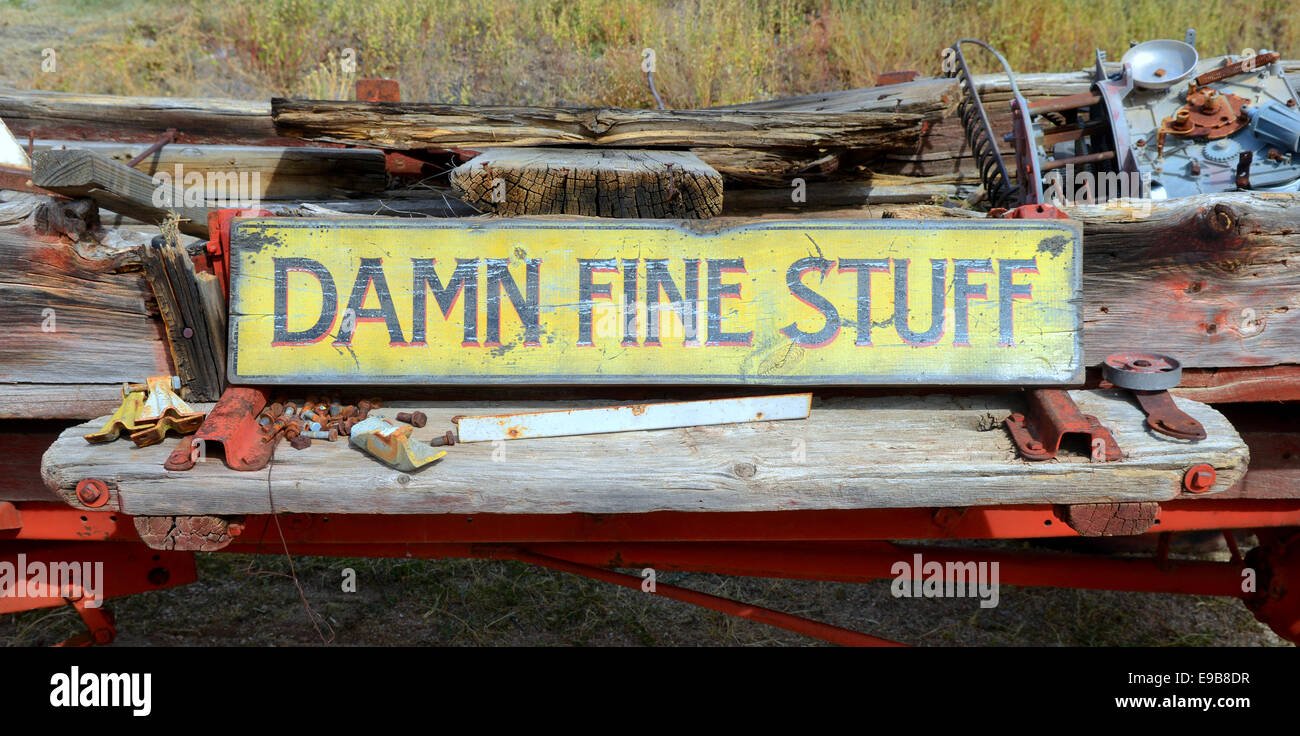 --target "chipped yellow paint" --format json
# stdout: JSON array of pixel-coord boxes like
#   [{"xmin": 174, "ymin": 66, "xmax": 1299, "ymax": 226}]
[{"xmin": 228, "ymin": 218, "xmax": 1081, "ymax": 385}]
